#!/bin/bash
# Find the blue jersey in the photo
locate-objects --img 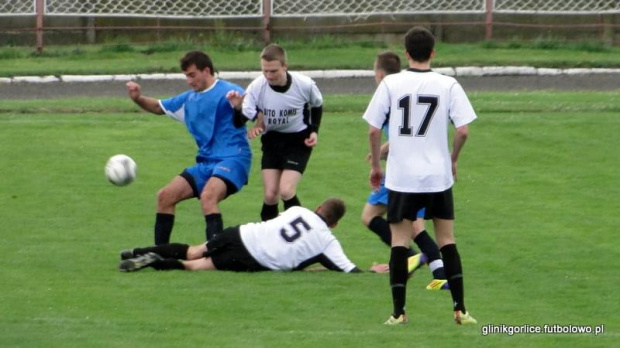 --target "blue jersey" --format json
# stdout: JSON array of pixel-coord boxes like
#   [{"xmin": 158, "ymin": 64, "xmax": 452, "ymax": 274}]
[{"xmin": 160, "ymin": 80, "xmax": 251, "ymax": 162}]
